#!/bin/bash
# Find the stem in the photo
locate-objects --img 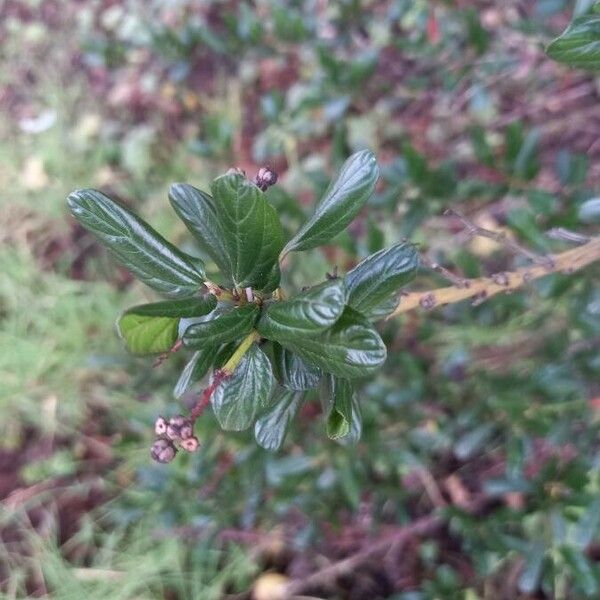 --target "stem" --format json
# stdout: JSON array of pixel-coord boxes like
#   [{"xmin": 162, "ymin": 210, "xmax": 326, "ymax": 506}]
[
  {"xmin": 204, "ymin": 280, "xmax": 234, "ymax": 301},
  {"xmin": 222, "ymin": 330, "xmax": 260, "ymax": 376},
  {"xmin": 388, "ymin": 237, "xmax": 600, "ymax": 318}
]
